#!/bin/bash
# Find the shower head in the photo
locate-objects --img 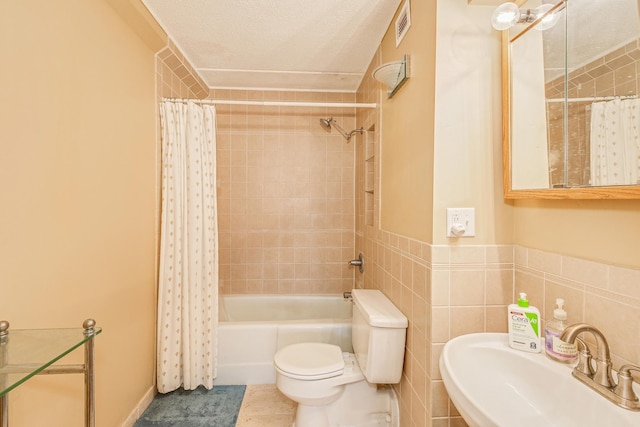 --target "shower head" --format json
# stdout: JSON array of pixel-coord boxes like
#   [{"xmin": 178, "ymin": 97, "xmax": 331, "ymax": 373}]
[
  {"xmin": 318, "ymin": 117, "xmax": 364, "ymax": 142},
  {"xmin": 319, "ymin": 117, "xmax": 333, "ymax": 132}
]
